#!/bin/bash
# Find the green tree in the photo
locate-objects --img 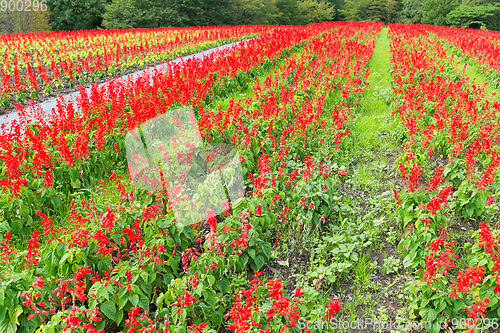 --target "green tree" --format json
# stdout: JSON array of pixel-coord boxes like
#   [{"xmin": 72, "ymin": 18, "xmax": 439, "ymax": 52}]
[
  {"xmin": 201, "ymin": 0, "xmax": 235, "ymax": 25},
  {"xmin": 47, "ymin": 0, "xmax": 111, "ymax": 30},
  {"xmin": 169, "ymin": 0, "xmax": 206, "ymax": 27},
  {"xmin": 230, "ymin": 0, "xmax": 278, "ymax": 25},
  {"xmin": 446, "ymin": 2, "xmax": 500, "ymax": 29},
  {"xmin": 341, "ymin": 0, "xmax": 397, "ymax": 23},
  {"xmin": 421, "ymin": 0, "xmax": 459, "ymax": 25},
  {"xmin": 297, "ymin": 0, "xmax": 335, "ymax": 24},
  {"xmin": 321, "ymin": 0, "xmax": 341, "ymax": 19},
  {"xmin": 400, "ymin": 0, "xmax": 424, "ymax": 24},
  {"xmin": 276, "ymin": 0, "xmax": 299, "ymax": 25},
  {"xmin": 104, "ymin": 0, "xmax": 225, "ymax": 29},
  {"xmin": 103, "ymin": 0, "xmax": 177, "ymax": 29},
  {"xmin": 102, "ymin": 0, "xmax": 137, "ymax": 29}
]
